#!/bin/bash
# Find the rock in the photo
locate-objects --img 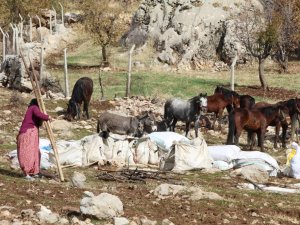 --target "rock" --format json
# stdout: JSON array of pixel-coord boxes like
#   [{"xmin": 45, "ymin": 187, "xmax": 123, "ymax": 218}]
[
  {"xmin": 50, "ymin": 119, "xmax": 72, "ymax": 131},
  {"xmin": 162, "ymin": 219, "xmax": 175, "ymax": 225},
  {"xmin": 230, "ymin": 165, "xmax": 269, "ymax": 184},
  {"xmin": 71, "ymin": 171, "xmax": 86, "ymax": 188},
  {"xmin": 3, "ymin": 110, "xmax": 11, "ymax": 115},
  {"xmin": 58, "ymin": 217, "xmax": 70, "ymax": 224},
  {"xmin": 84, "ymin": 125, "xmax": 93, "ymax": 130},
  {"xmin": 36, "ymin": 205, "xmax": 60, "ymax": 224},
  {"xmin": 21, "ymin": 209, "xmax": 35, "ymax": 219},
  {"xmin": 55, "ymin": 106, "xmax": 64, "ymax": 112},
  {"xmin": 153, "ymin": 183, "xmax": 185, "ymax": 197},
  {"xmin": 0, "ymin": 210, "xmax": 11, "ymax": 218},
  {"xmin": 80, "ymin": 192, "xmax": 124, "ymax": 219},
  {"xmin": 140, "ymin": 217, "xmax": 157, "ymax": 225},
  {"xmin": 0, "ymin": 220, "xmax": 10, "ymax": 225},
  {"xmin": 121, "ymin": 0, "xmax": 261, "ymax": 69},
  {"xmin": 114, "ymin": 217, "xmax": 130, "ymax": 225}
]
